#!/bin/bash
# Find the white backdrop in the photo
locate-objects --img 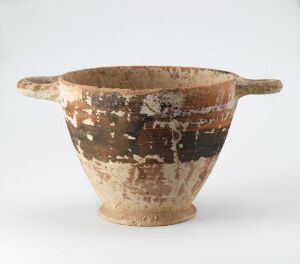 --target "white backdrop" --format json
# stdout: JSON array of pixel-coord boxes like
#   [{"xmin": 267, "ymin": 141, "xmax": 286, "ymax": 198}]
[{"xmin": 0, "ymin": 0, "xmax": 299, "ymax": 263}]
